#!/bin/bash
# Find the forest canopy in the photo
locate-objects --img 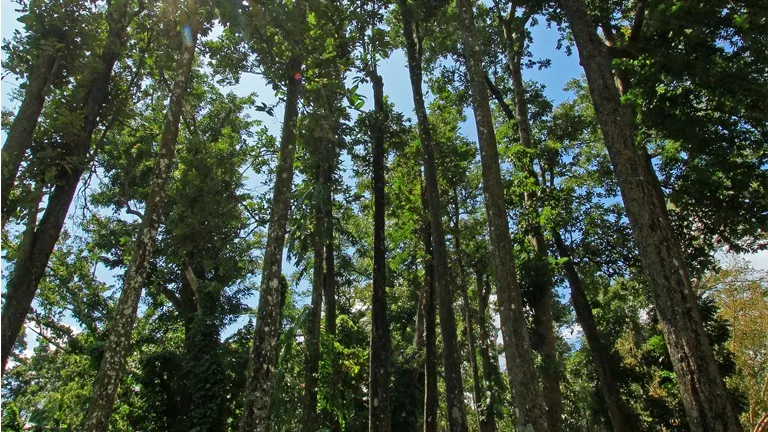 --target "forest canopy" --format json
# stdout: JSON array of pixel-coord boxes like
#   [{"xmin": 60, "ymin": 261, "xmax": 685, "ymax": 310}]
[{"xmin": 1, "ymin": 0, "xmax": 766, "ymax": 431}]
